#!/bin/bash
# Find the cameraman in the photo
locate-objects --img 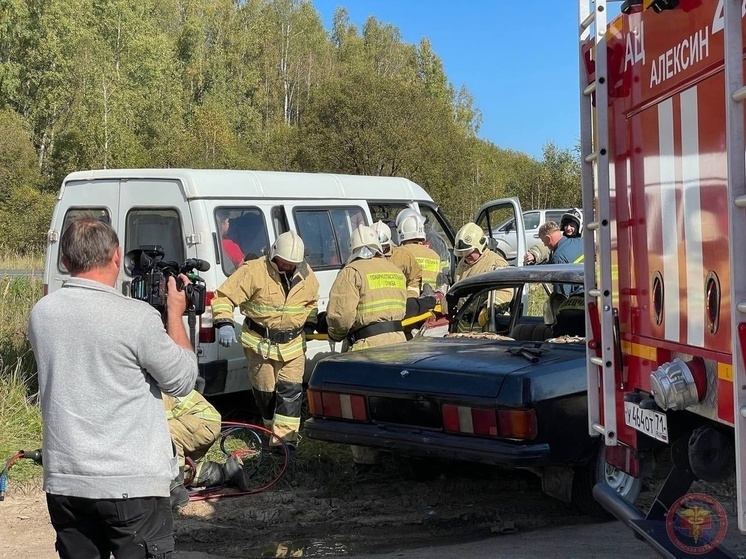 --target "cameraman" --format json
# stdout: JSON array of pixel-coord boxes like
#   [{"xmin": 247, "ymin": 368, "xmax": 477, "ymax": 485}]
[{"xmin": 28, "ymin": 217, "xmax": 198, "ymax": 559}]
